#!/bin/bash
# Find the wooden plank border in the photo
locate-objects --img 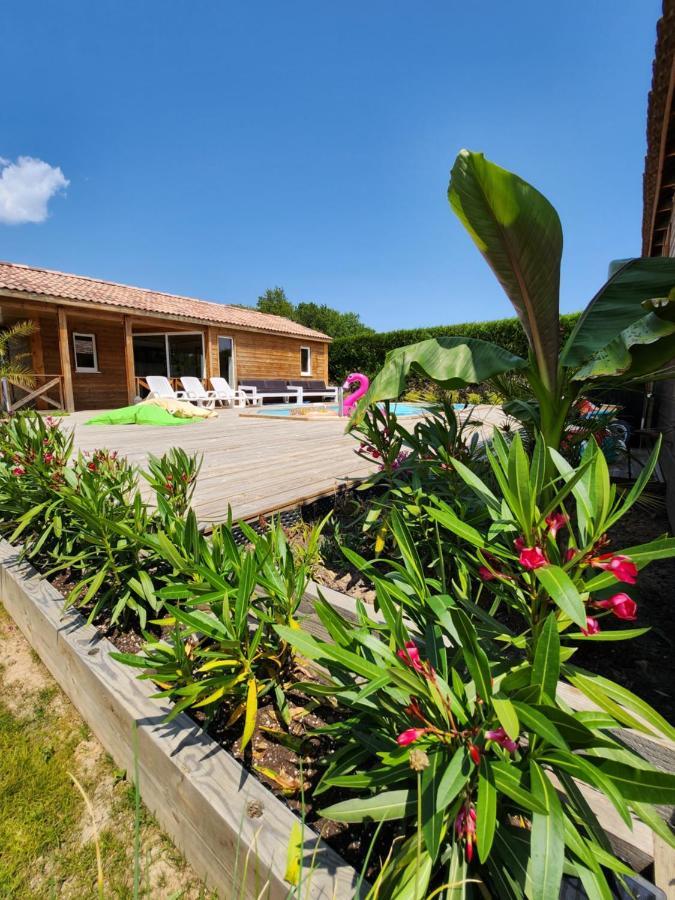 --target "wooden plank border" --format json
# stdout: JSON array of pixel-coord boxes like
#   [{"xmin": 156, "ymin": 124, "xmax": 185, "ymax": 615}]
[{"xmin": 0, "ymin": 540, "xmax": 364, "ymax": 899}]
